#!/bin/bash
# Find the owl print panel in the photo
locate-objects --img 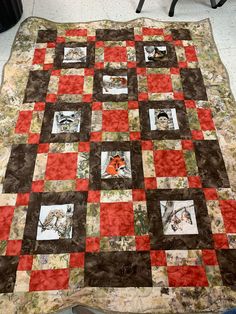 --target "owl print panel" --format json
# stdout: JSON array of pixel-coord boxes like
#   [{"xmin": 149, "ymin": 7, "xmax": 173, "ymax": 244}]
[
  {"xmin": 63, "ymin": 47, "xmax": 87, "ymax": 63},
  {"xmin": 36, "ymin": 204, "xmax": 74, "ymax": 240},
  {"xmin": 160, "ymin": 200, "xmax": 198, "ymax": 235},
  {"xmin": 101, "ymin": 151, "xmax": 132, "ymax": 179},
  {"xmin": 52, "ymin": 111, "xmax": 81, "ymax": 134}
]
